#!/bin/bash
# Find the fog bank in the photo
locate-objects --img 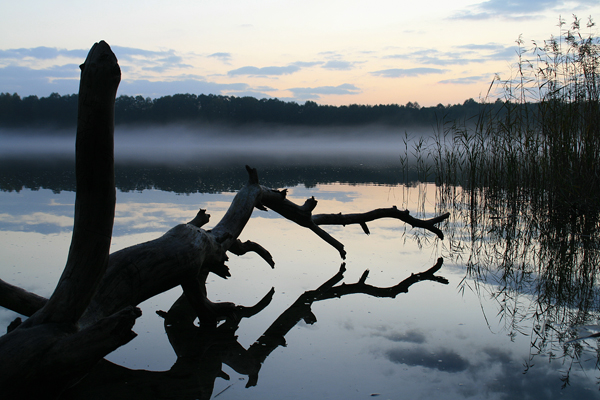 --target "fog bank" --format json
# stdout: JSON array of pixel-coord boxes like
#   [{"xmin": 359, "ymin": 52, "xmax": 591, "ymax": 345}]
[{"xmin": 0, "ymin": 124, "xmax": 435, "ymax": 166}]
